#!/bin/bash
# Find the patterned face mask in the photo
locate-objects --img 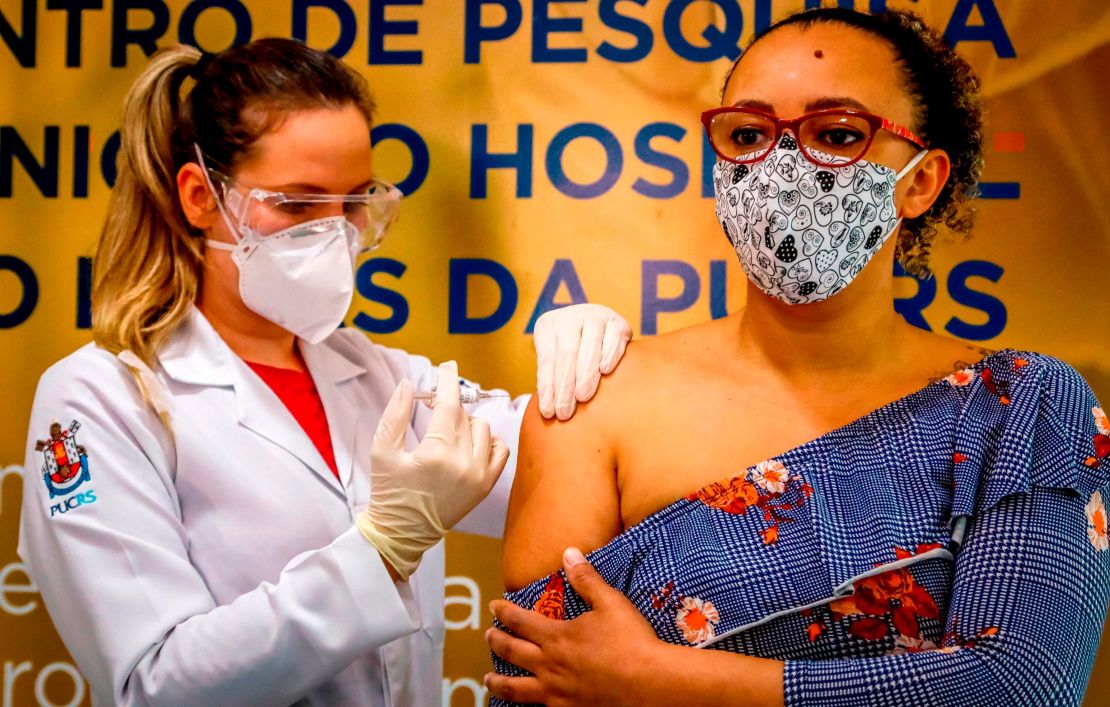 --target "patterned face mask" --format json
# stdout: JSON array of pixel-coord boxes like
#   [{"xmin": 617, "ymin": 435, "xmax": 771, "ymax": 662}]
[{"xmin": 713, "ymin": 133, "xmax": 927, "ymax": 305}]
